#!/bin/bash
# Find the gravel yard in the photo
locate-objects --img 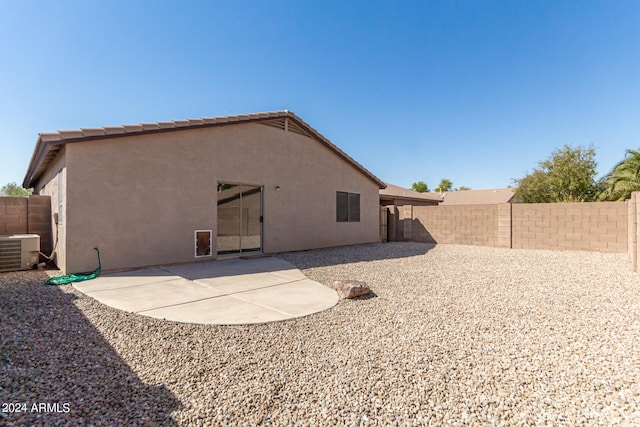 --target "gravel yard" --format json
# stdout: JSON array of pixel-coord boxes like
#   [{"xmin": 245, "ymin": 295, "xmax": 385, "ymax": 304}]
[{"xmin": 2, "ymin": 242, "xmax": 640, "ymax": 426}]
